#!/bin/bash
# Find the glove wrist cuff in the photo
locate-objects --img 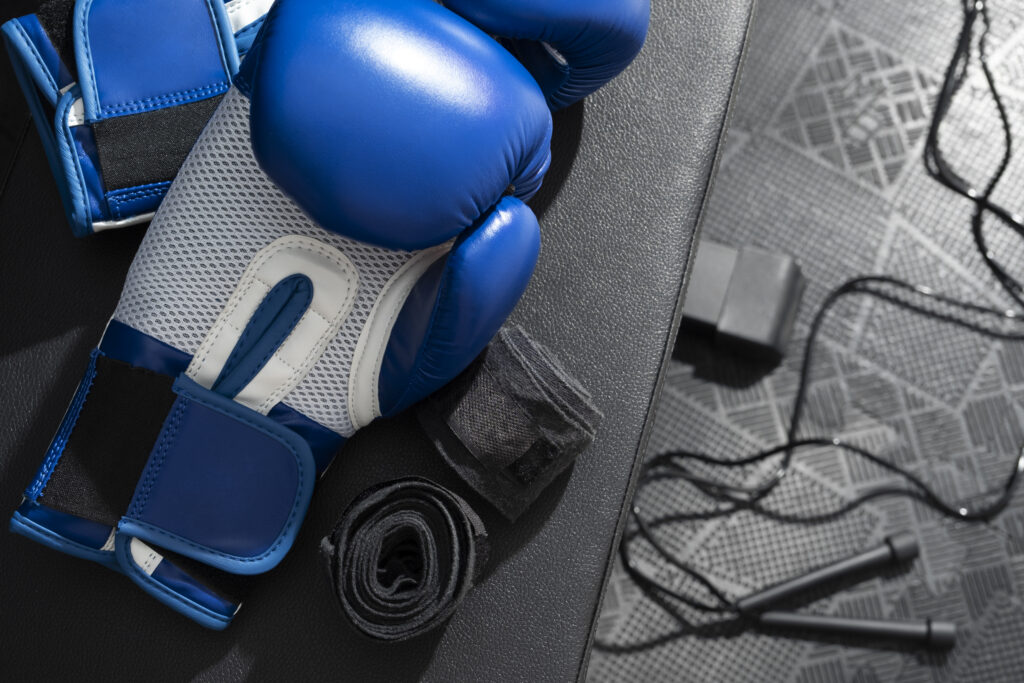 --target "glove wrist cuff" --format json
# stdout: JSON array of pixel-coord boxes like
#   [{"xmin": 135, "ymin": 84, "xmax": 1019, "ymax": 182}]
[
  {"xmin": 14, "ymin": 351, "xmax": 312, "ymax": 628},
  {"xmin": 118, "ymin": 375, "xmax": 316, "ymax": 575}
]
